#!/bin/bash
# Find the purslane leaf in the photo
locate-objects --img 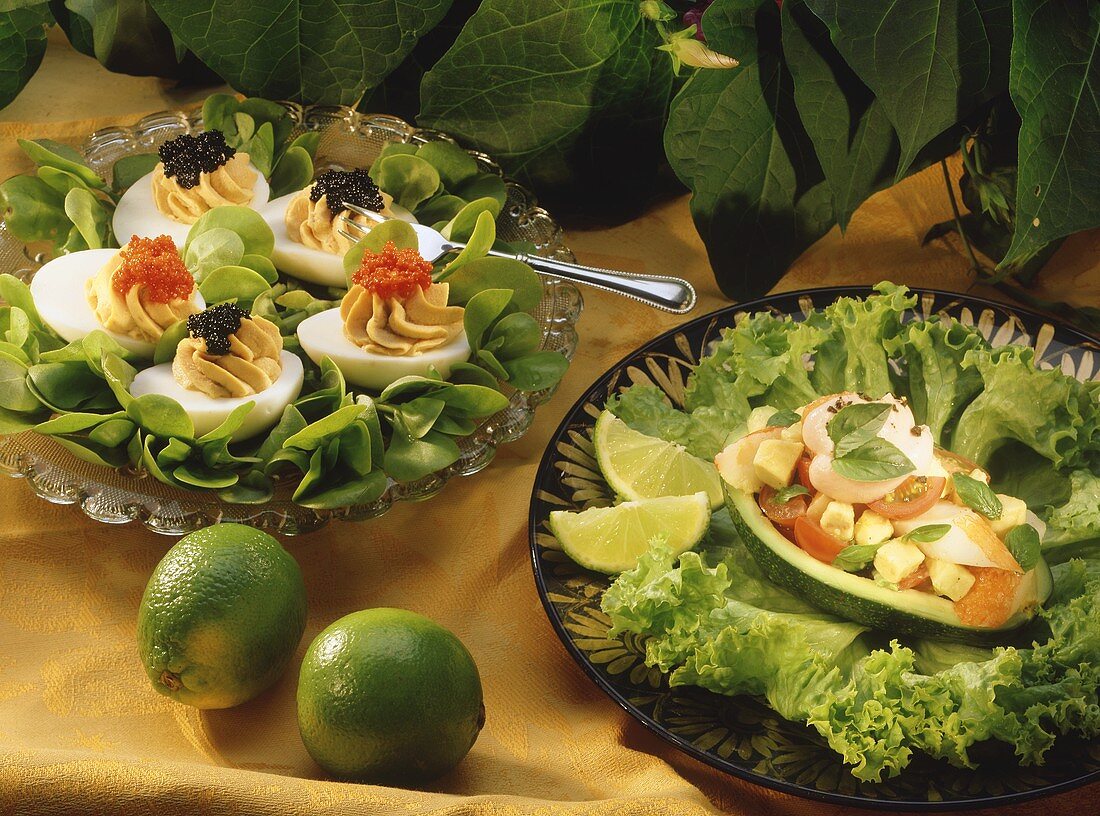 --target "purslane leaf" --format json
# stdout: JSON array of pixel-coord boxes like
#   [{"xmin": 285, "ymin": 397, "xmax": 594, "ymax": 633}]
[
  {"xmin": 1002, "ymin": 0, "xmax": 1100, "ymax": 266},
  {"xmin": 148, "ymin": 0, "xmax": 454, "ymax": 105},
  {"xmin": 665, "ymin": 0, "xmax": 835, "ymax": 300},
  {"xmin": 804, "ymin": 0, "xmax": 1012, "ymax": 178}
]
